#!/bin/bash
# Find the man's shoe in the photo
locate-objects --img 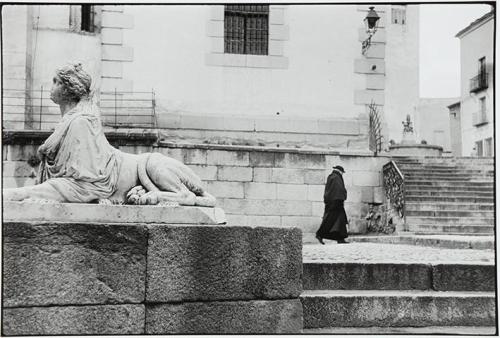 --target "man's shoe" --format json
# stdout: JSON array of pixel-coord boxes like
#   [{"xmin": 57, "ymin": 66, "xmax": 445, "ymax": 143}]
[
  {"xmin": 316, "ymin": 235, "xmax": 325, "ymax": 245},
  {"xmin": 337, "ymin": 239, "xmax": 349, "ymax": 244}
]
